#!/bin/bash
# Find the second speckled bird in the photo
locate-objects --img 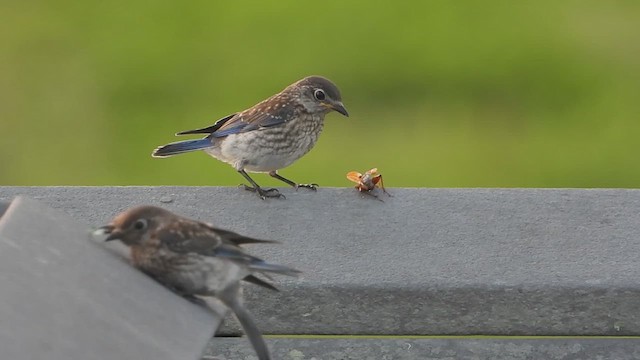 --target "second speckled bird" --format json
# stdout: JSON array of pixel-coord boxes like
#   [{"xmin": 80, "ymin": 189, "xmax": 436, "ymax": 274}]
[
  {"xmin": 152, "ymin": 76, "xmax": 348, "ymax": 199},
  {"xmin": 98, "ymin": 205, "xmax": 300, "ymax": 360}
]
